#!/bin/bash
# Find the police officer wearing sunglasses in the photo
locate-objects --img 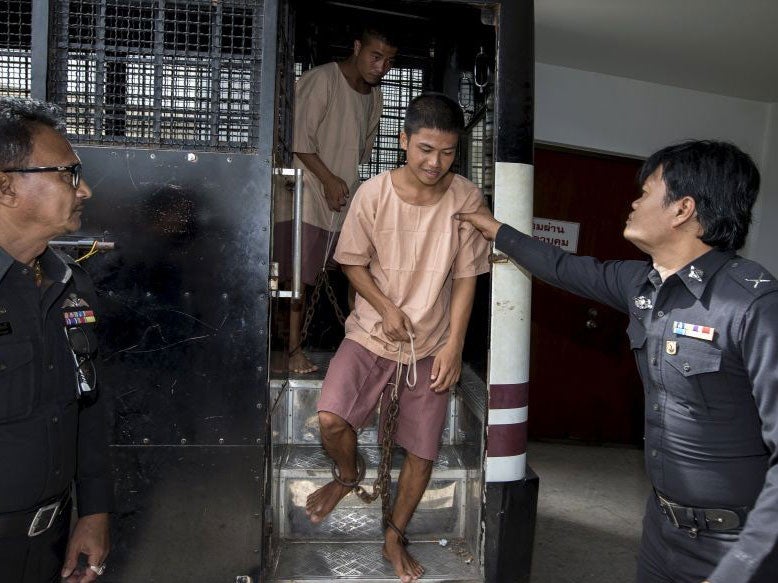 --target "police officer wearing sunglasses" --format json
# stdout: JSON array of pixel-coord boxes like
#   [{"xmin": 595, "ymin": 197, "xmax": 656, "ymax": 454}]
[{"xmin": 0, "ymin": 97, "xmax": 112, "ymax": 582}]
